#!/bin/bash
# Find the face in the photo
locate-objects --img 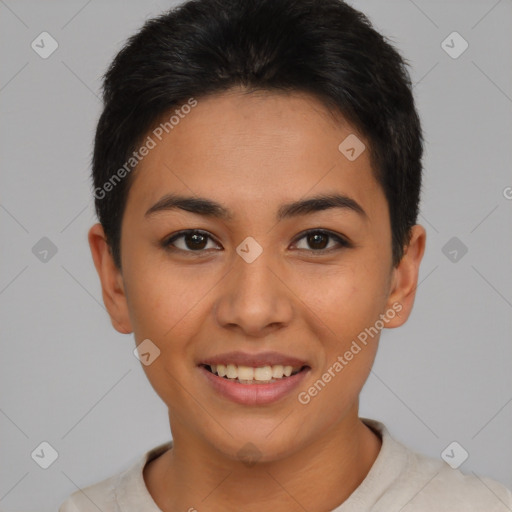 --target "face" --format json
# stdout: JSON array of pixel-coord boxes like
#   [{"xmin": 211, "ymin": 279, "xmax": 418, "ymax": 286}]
[{"xmin": 89, "ymin": 88, "xmax": 425, "ymax": 463}]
